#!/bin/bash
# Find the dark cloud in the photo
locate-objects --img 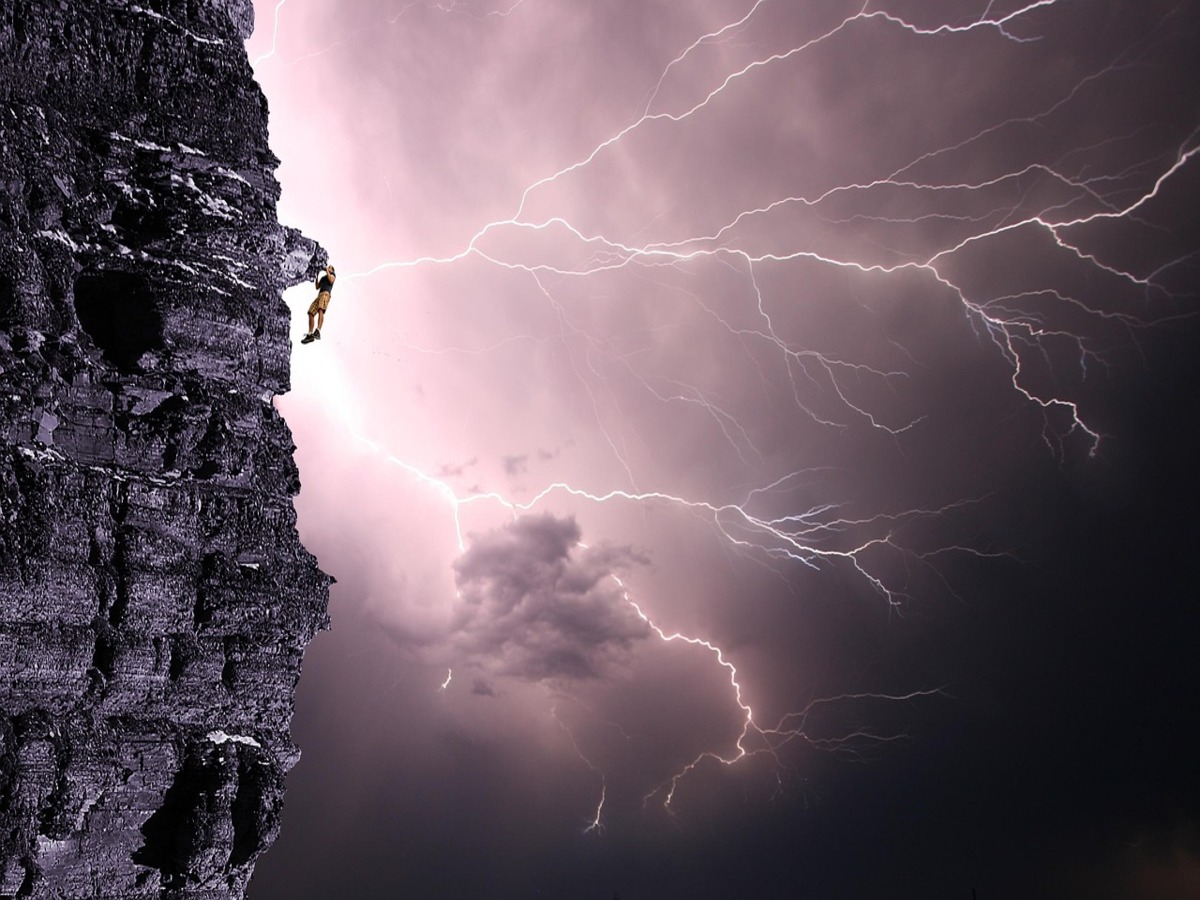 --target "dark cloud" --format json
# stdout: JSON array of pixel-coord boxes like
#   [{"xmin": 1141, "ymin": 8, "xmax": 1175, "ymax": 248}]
[{"xmin": 451, "ymin": 514, "xmax": 651, "ymax": 682}]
